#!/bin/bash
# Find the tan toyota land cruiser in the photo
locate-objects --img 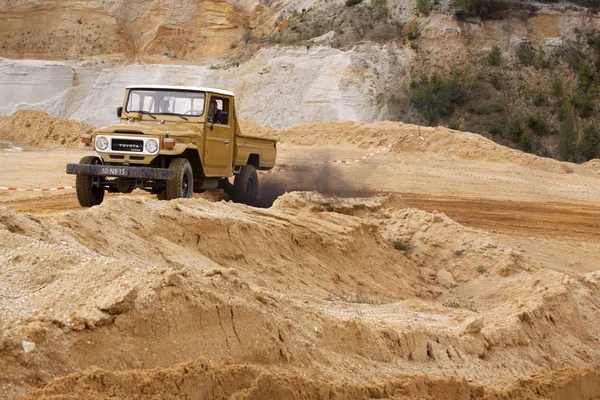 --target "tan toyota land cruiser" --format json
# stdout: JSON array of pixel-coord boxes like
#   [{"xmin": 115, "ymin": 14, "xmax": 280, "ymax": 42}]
[{"xmin": 67, "ymin": 85, "xmax": 277, "ymax": 206}]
